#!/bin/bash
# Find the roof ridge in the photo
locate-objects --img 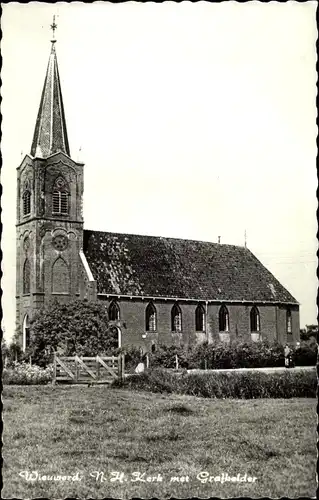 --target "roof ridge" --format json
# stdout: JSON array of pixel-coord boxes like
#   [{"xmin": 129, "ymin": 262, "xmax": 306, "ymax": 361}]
[{"xmin": 83, "ymin": 228, "xmax": 246, "ymax": 249}]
